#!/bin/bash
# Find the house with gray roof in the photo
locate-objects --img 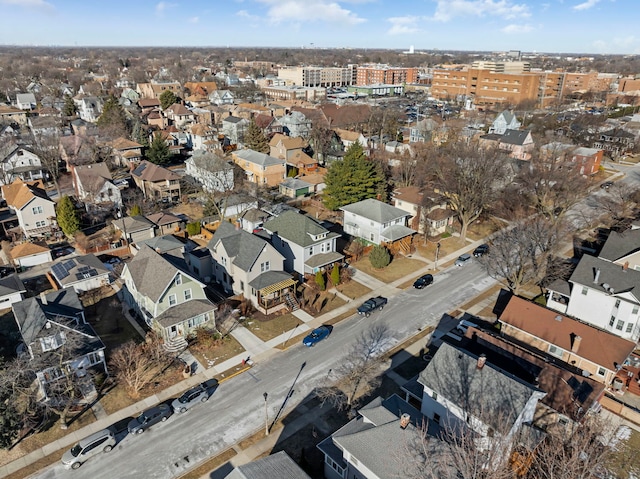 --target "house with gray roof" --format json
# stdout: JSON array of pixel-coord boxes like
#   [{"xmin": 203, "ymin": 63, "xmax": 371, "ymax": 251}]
[
  {"xmin": 418, "ymin": 342, "xmax": 545, "ymax": 442},
  {"xmin": 13, "ymin": 289, "xmax": 106, "ymax": 402},
  {"xmin": 0, "ymin": 144, "xmax": 46, "ymax": 186},
  {"xmin": 499, "ymin": 129, "xmax": 534, "ymax": 160},
  {"xmin": 340, "ymin": 198, "xmax": 415, "ymax": 247},
  {"xmin": 232, "ymin": 149, "xmax": 286, "ymax": 187},
  {"xmin": 207, "ymin": 221, "xmax": 295, "ymax": 314},
  {"xmin": 16, "ymin": 93, "xmax": 37, "ymax": 110},
  {"xmin": 49, "ymin": 254, "xmax": 111, "ymax": 293},
  {"xmin": 263, "ymin": 210, "xmax": 342, "ymax": 277},
  {"xmin": 72, "ymin": 162, "xmax": 122, "ymax": 213},
  {"xmin": 112, "ymin": 215, "xmax": 156, "ymax": 245},
  {"xmin": 489, "ymin": 110, "xmax": 521, "ymax": 135},
  {"xmin": 222, "ymin": 115, "xmax": 249, "ymax": 145},
  {"xmin": 185, "ymin": 151, "xmax": 234, "ymax": 193},
  {"xmin": 226, "ymin": 451, "xmax": 310, "ymax": 479},
  {"xmin": 547, "ymin": 251, "xmax": 640, "ymax": 341},
  {"xmin": 121, "ymin": 244, "xmax": 216, "ymax": 349},
  {"xmin": 0, "ymin": 273, "xmax": 26, "ymax": 308},
  {"xmin": 318, "ymin": 394, "xmax": 445, "ymax": 479}
]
